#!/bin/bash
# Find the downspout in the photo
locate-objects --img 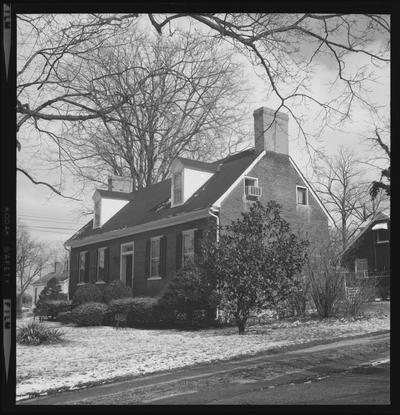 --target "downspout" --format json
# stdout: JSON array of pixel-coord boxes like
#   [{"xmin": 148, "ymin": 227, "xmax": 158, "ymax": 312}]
[
  {"xmin": 208, "ymin": 207, "xmax": 221, "ymax": 321},
  {"xmin": 208, "ymin": 207, "xmax": 220, "ymax": 243},
  {"xmin": 63, "ymin": 242, "xmax": 71, "ymax": 301}
]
